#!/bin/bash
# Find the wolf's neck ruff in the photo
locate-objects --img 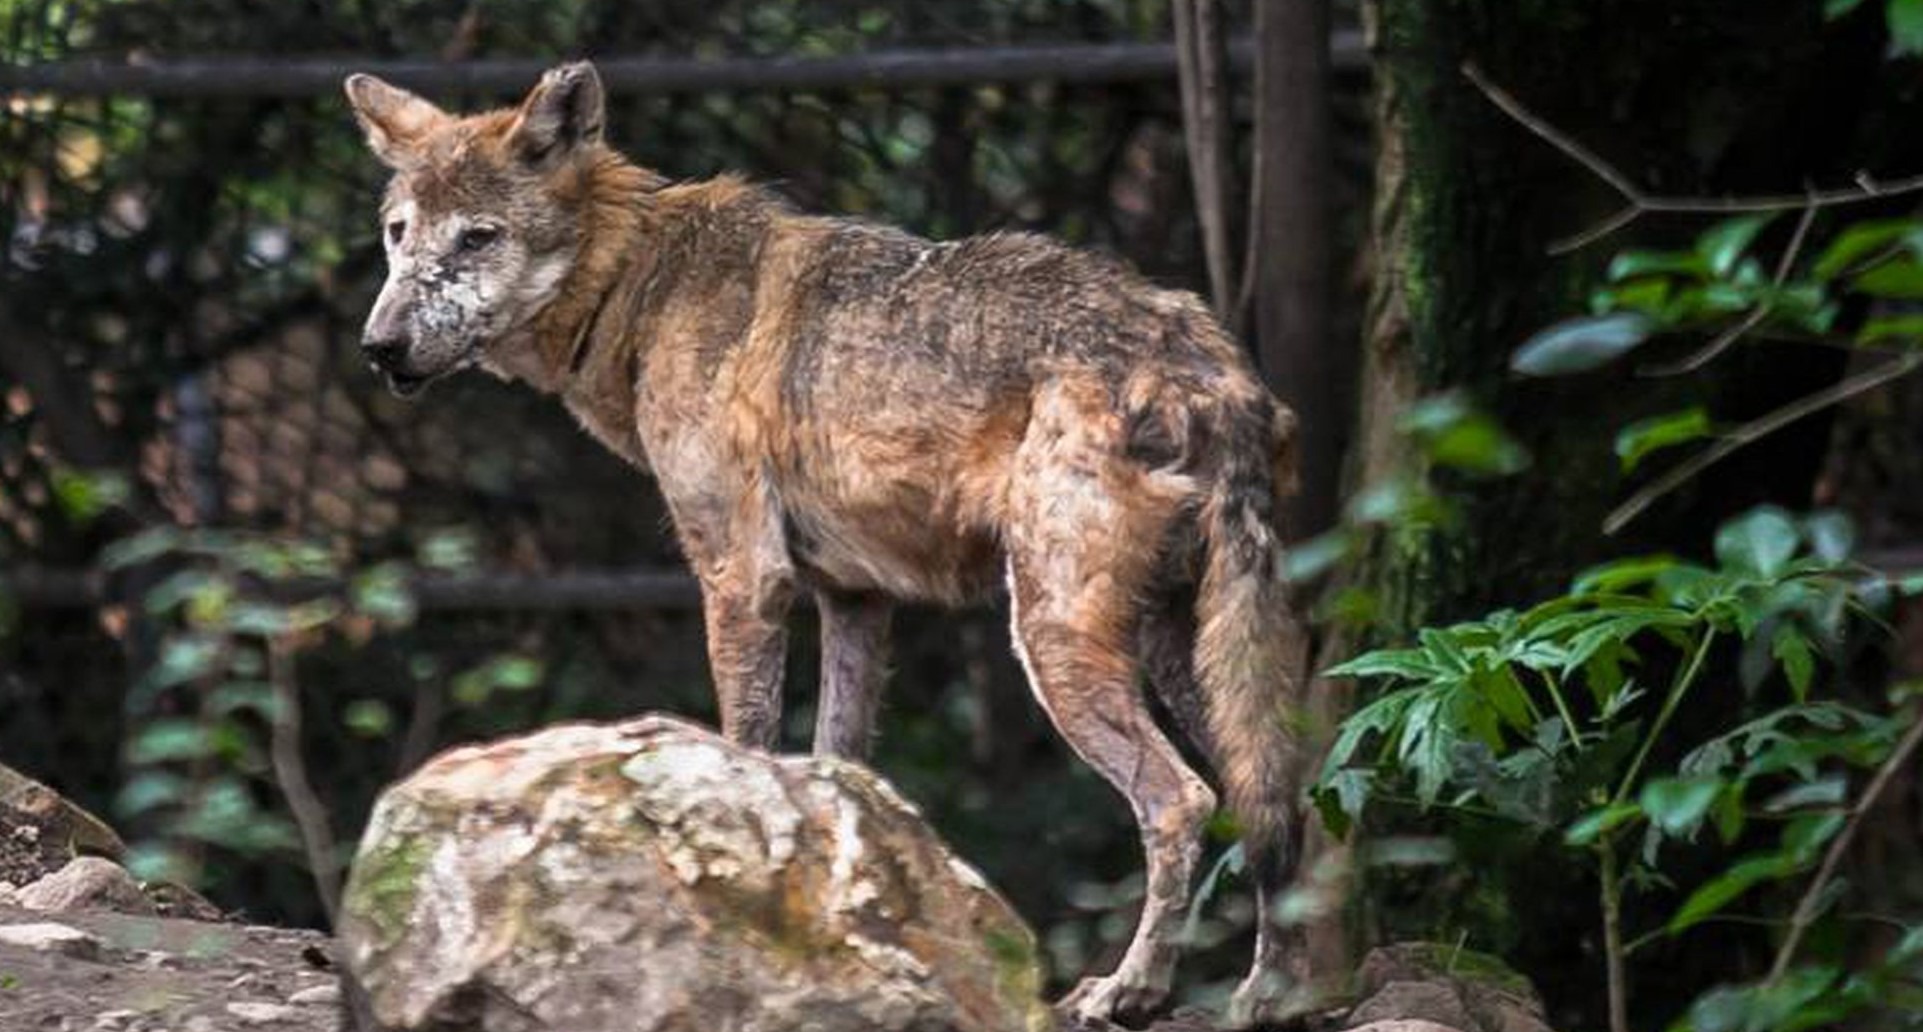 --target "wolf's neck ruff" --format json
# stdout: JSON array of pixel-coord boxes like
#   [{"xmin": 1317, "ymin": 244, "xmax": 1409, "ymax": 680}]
[{"xmin": 563, "ymin": 247, "xmax": 627, "ymax": 378}]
